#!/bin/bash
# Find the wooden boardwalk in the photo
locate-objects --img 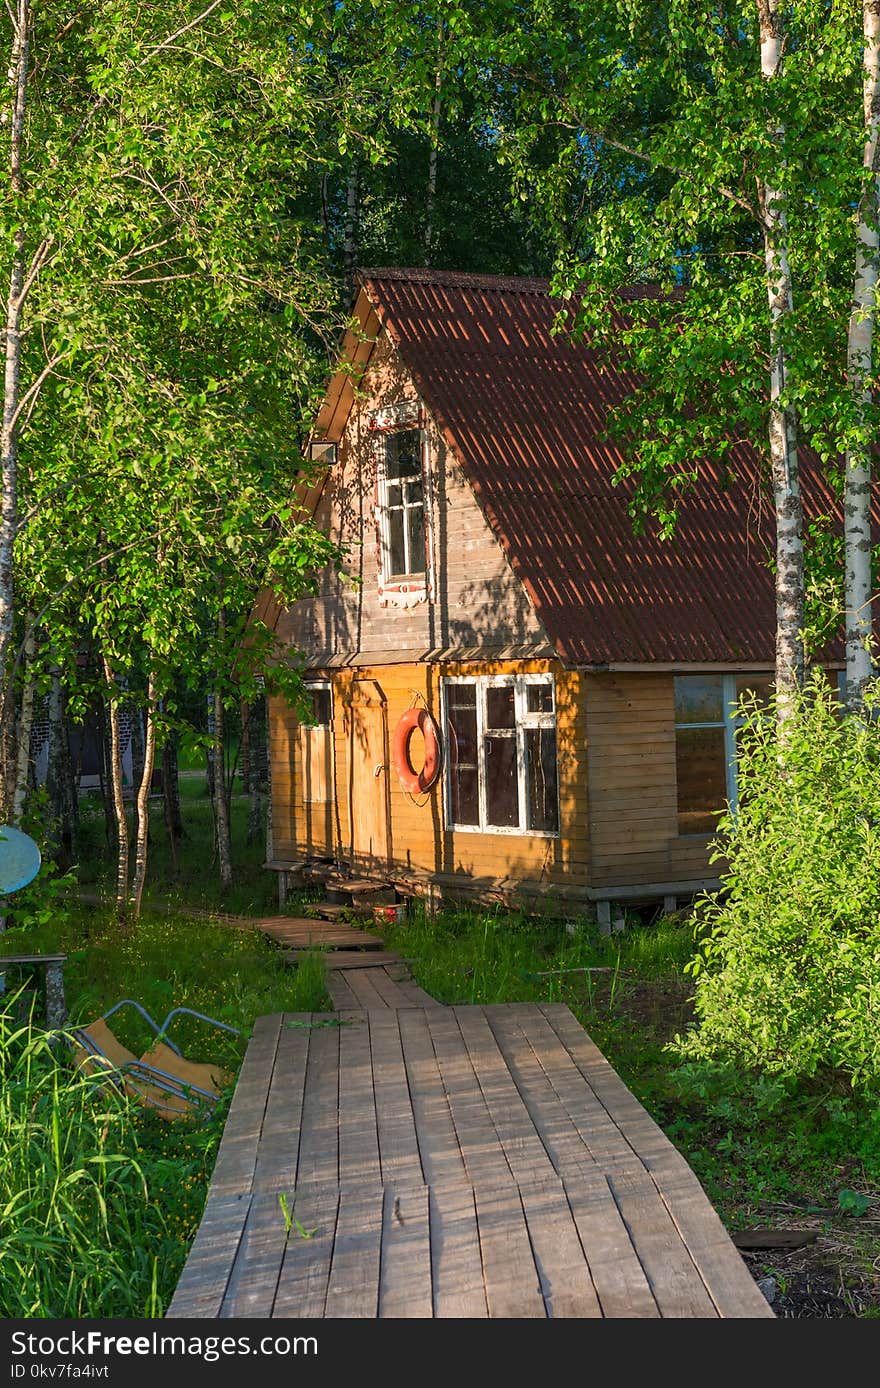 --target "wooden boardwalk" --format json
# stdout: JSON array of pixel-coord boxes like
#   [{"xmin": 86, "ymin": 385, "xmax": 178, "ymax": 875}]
[
  {"xmin": 259, "ymin": 916, "xmax": 384, "ymax": 952},
  {"xmin": 168, "ymin": 1001, "xmax": 772, "ymax": 1319}
]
